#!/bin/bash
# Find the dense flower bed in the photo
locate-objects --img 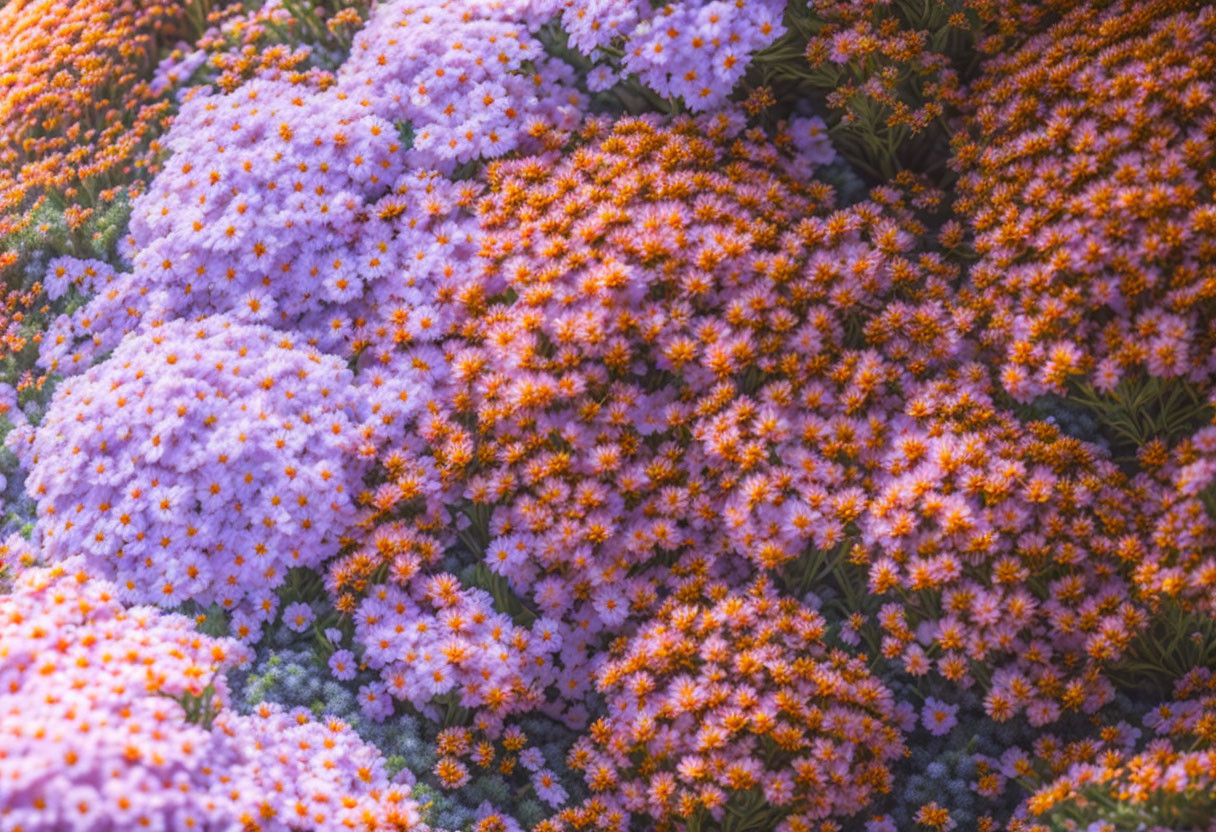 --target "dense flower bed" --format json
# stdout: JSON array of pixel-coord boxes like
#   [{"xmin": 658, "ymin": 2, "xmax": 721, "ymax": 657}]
[
  {"xmin": 0, "ymin": 554, "xmax": 424, "ymax": 831},
  {"xmin": 1, "ymin": 1, "xmax": 1215, "ymax": 830}
]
